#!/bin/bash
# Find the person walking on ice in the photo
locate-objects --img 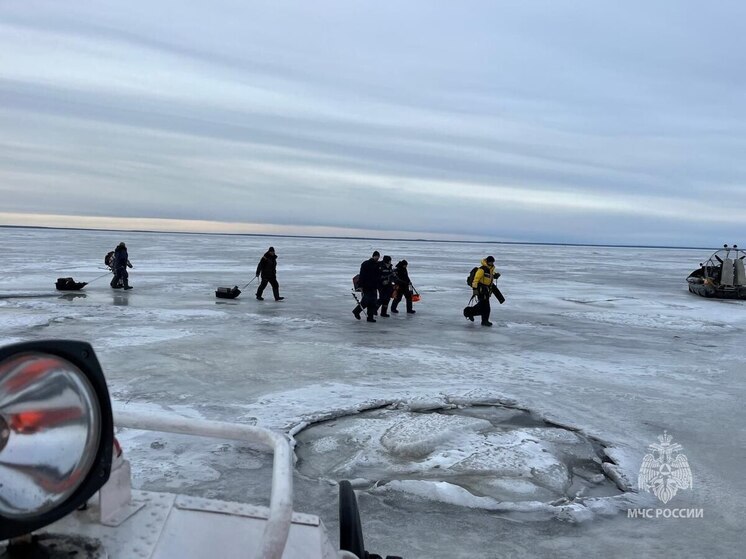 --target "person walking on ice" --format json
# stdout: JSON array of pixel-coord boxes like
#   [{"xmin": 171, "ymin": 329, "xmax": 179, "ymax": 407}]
[
  {"xmin": 255, "ymin": 247, "xmax": 284, "ymax": 301},
  {"xmin": 377, "ymin": 255, "xmax": 395, "ymax": 317},
  {"xmin": 110, "ymin": 242, "xmax": 133, "ymax": 290},
  {"xmin": 391, "ymin": 259, "xmax": 416, "ymax": 314},
  {"xmin": 464, "ymin": 255, "xmax": 503, "ymax": 326},
  {"xmin": 353, "ymin": 251, "xmax": 380, "ymax": 322}
]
